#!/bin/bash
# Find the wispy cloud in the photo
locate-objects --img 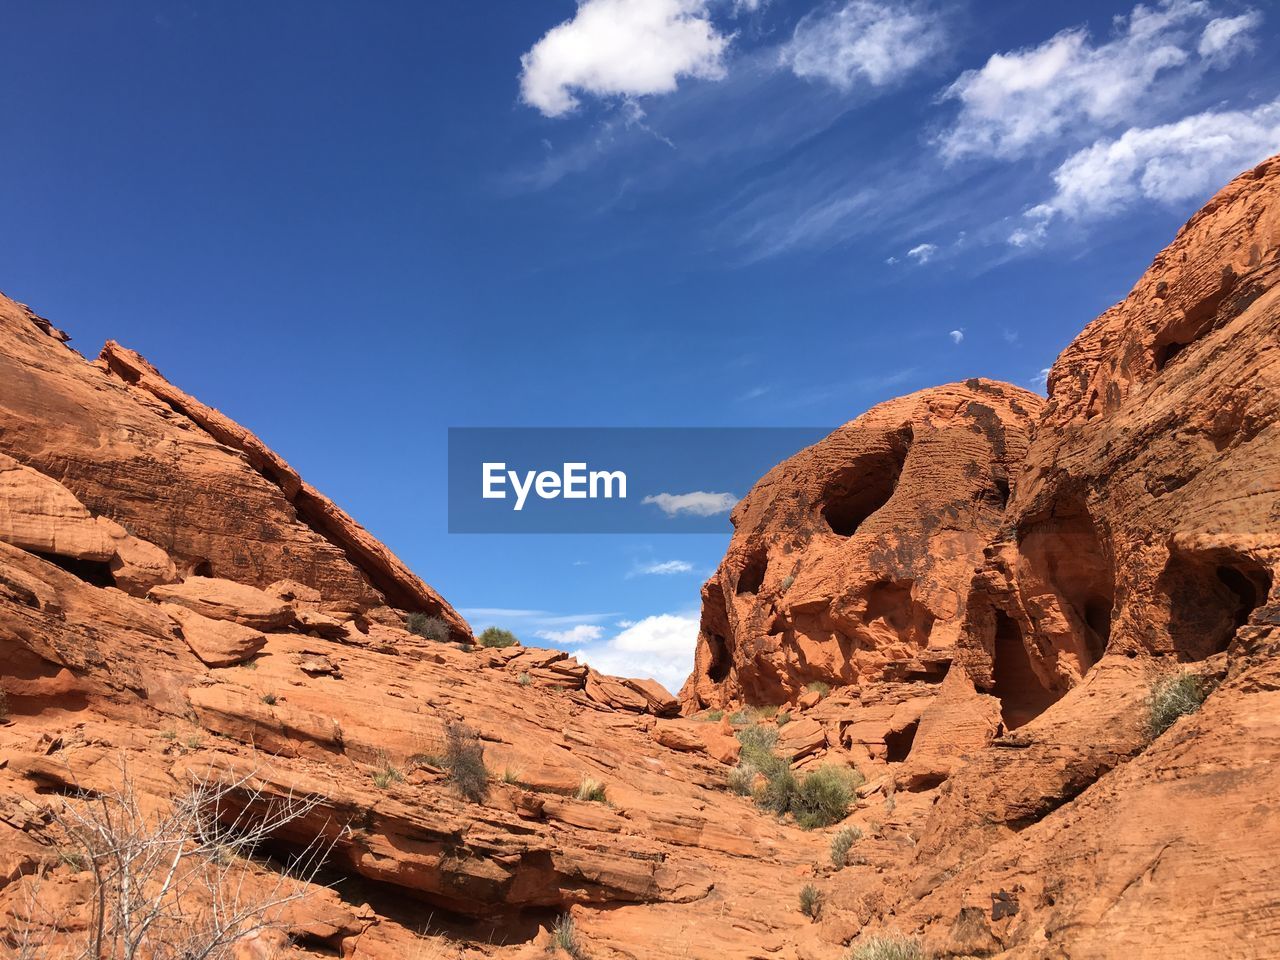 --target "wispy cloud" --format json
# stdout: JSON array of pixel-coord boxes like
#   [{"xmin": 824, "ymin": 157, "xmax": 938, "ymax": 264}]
[
  {"xmin": 949, "ymin": 328, "xmax": 964, "ymax": 344},
  {"xmin": 632, "ymin": 559, "xmax": 696, "ymax": 576},
  {"xmin": 937, "ymin": 0, "xmax": 1262, "ymax": 161},
  {"xmin": 907, "ymin": 242, "xmax": 938, "ymax": 263},
  {"xmin": 535, "ymin": 624, "xmax": 606, "ymax": 645},
  {"xmin": 643, "ymin": 491, "xmax": 738, "ymax": 516},
  {"xmin": 781, "ymin": 0, "xmax": 946, "ymax": 91},
  {"xmin": 1014, "ymin": 96, "xmax": 1280, "ymax": 239}
]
